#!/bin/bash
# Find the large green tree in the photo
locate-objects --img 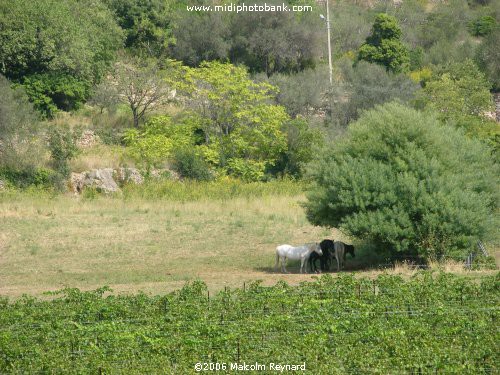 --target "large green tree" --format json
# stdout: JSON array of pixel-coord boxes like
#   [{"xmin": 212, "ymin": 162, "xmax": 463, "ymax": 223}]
[
  {"xmin": 305, "ymin": 103, "xmax": 498, "ymax": 260},
  {"xmin": 357, "ymin": 13, "xmax": 410, "ymax": 73},
  {"xmin": 183, "ymin": 62, "xmax": 288, "ymax": 180}
]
